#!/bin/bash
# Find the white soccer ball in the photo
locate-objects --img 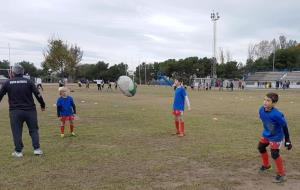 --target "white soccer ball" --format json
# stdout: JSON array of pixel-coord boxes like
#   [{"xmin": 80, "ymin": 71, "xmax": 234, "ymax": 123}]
[{"xmin": 117, "ymin": 76, "xmax": 137, "ymax": 97}]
